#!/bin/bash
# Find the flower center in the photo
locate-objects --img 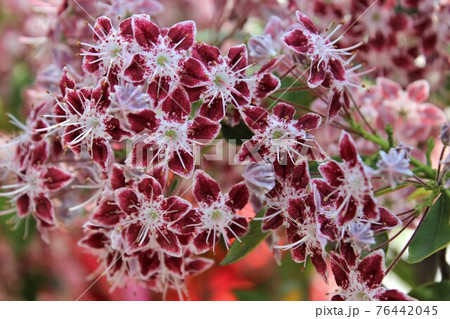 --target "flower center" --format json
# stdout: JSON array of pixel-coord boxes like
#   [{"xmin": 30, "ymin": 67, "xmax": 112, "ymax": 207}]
[
  {"xmin": 165, "ymin": 129, "xmax": 177, "ymax": 138},
  {"xmin": 272, "ymin": 131, "xmax": 284, "ymax": 139},
  {"xmin": 212, "ymin": 210, "xmax": 223, "ymax": 221},
  {"xmin": 157, "ymin": 55, "xmax": 168, "ymax": 66}
]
